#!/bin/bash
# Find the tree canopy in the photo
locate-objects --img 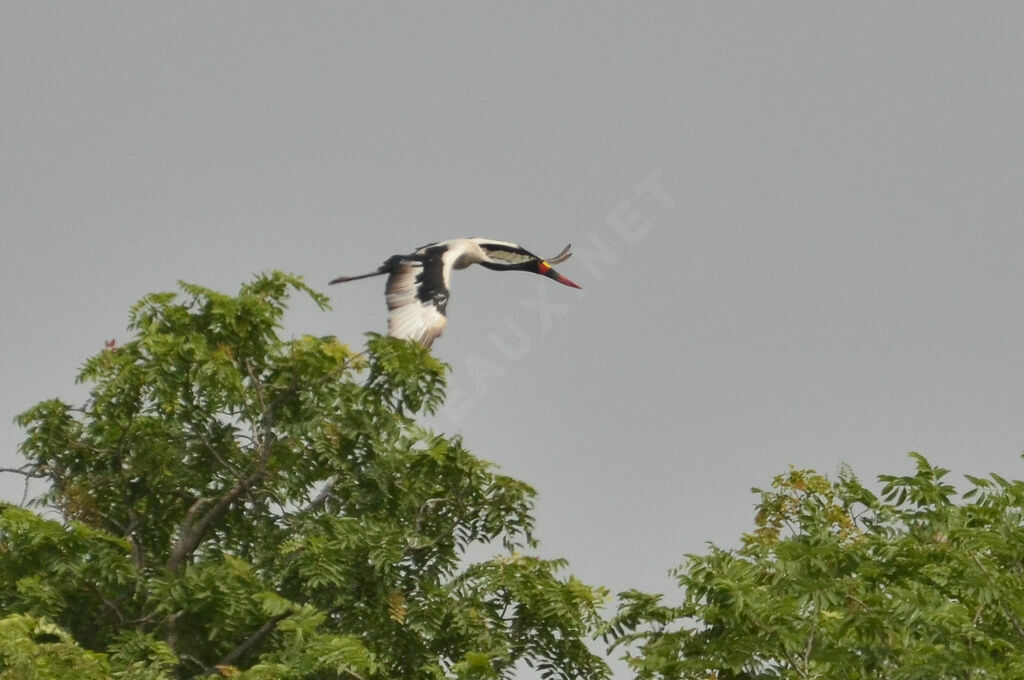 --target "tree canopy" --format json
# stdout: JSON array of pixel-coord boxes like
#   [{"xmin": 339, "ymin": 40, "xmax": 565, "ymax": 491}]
[
  {"xmin": 1, "ymin": 272, "xmax": 608, "ymax": 680},
  {"xmin": 6, "ymin": 271, "xmax": 1024, "ymax": 680},
  {"xmin": 608, "ymin": 454, "xmax": 1024, "ymax": 679}
]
